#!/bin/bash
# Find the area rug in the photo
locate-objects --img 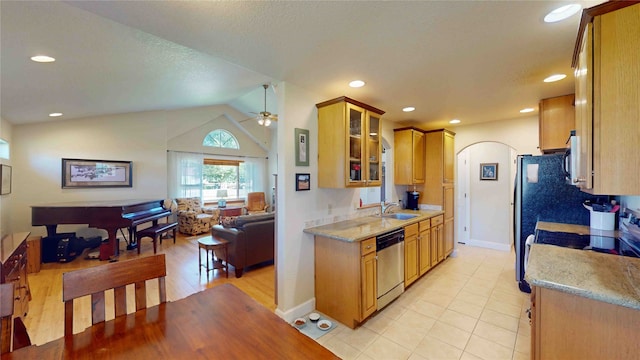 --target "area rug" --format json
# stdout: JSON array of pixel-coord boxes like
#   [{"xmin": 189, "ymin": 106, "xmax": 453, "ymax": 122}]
[{"xmin": 292, "ymin": 312, "xmax": 337, "ymax": 340}]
